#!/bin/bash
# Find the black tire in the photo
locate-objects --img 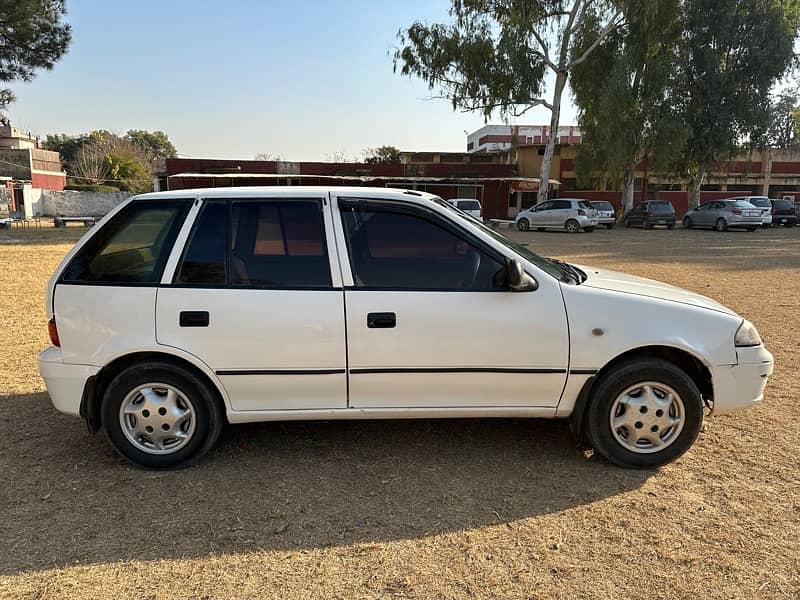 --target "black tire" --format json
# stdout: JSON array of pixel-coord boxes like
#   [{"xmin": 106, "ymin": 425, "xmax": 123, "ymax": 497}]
[
  {"xmin": 683, "ymin": 216, "xmax": 692, "ymax": 229},
  {"xmin": 715, "ymin": 218, "xmax": 728, "ymax": 232},
  {"xmin": 101, "ymin": 361, "xmax": 224, "ymax": 469},
  {"xmin": 584, "ymin": 226, "xmax": 595, "ymax": 233},
  {"xmin": 585, "ymin": 358, "xmax": 704, "ymax": 468},
  {"xmin": 565, "ymin": 219, "xmax": 580, "ymax": 233},
  {"xmin": 517, "ymin": 218, "xmax": 530, "ymax": 232}
]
